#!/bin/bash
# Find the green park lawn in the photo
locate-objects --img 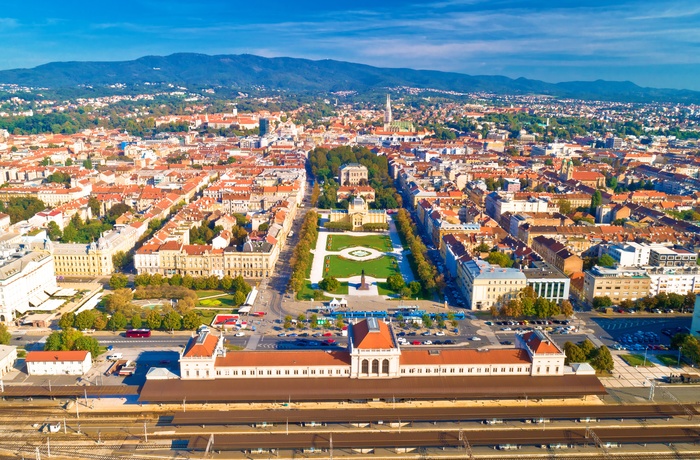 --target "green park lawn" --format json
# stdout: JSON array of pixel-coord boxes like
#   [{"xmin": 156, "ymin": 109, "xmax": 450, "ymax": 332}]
[
  {"xmin": 196, "ymin": 290, "xmax": 228, "ymax": 299},
  {"xmin": 621, "ymin": 354, "xmax": 655, "ymax": 367},
  {"xmin": 327, "ymin": 234, "xmax": 392, "ymax": 252},
  {"xmin": 323, "ymin": 254, "xmax": 400, "ymax": 279},
  {"xmin": 297, "ymin": 281, "xmax": 349, "ymax": 301},
  {"xmin": 197, "ymin": 294, "xmax": 239, "ymax": 308},
  {"xmin": 656, "ymin": 354, "xmax": 681, "ymax": 367}
]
